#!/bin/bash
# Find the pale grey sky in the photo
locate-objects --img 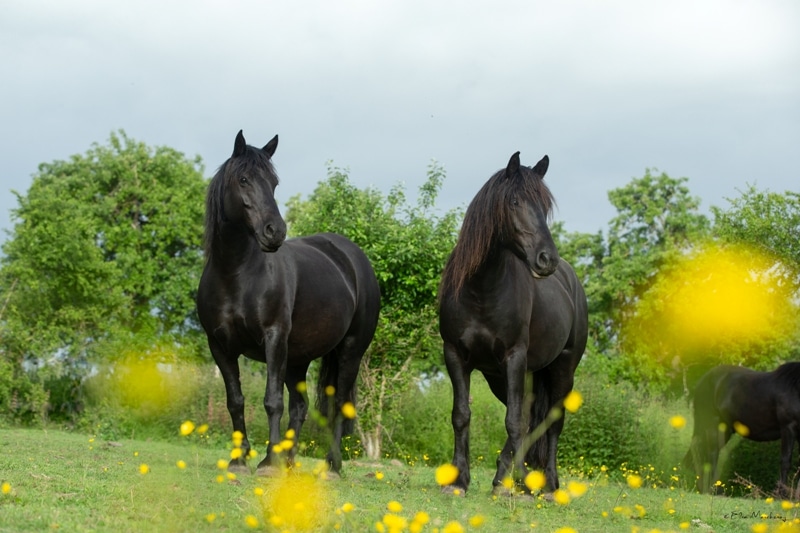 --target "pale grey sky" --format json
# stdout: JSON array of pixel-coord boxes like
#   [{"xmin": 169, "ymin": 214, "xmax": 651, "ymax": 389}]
[{"xmin": 1, "ymin": 0, "xmax": 798, "ymax": 239}]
